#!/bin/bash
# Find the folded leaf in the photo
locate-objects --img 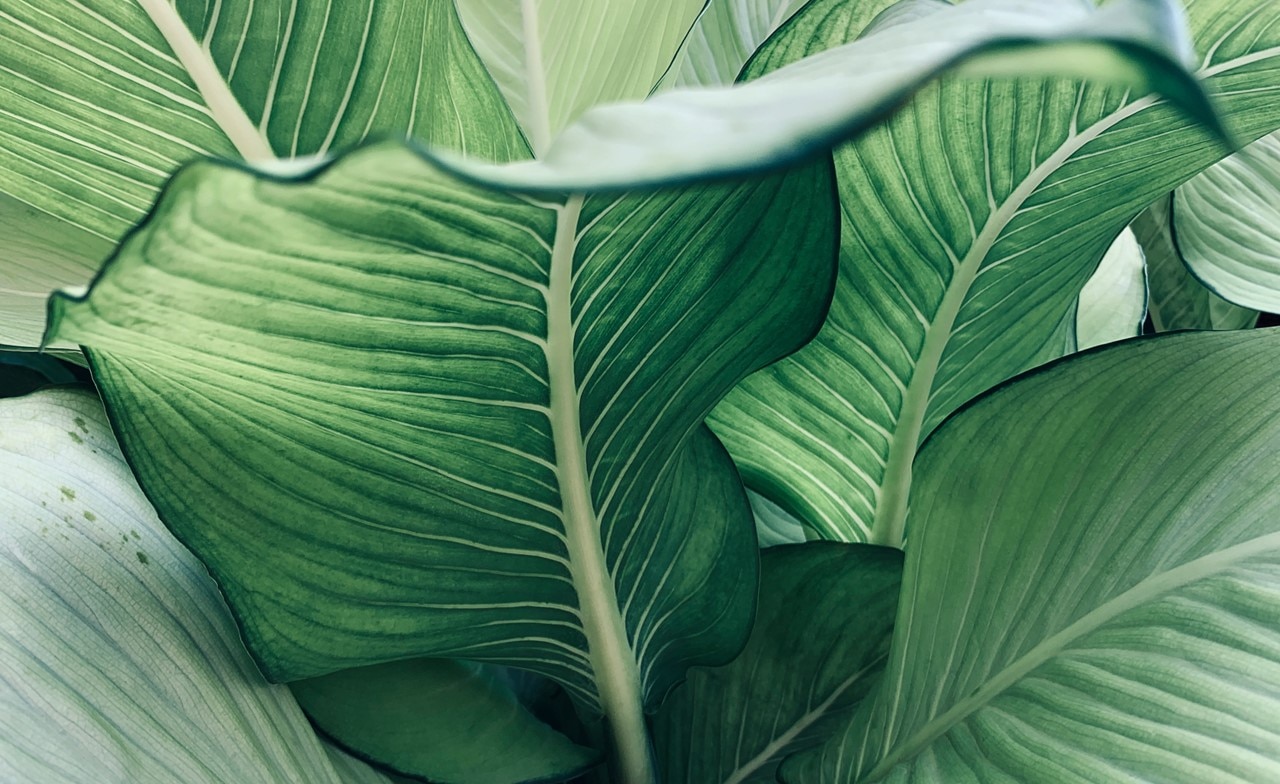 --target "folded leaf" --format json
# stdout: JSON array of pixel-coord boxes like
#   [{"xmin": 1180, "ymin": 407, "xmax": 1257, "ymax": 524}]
[
  {"xmin": 1133, "ymin": 195, "xmax": 1259, "ymax": 331},
  {"xmin": 0, "ymin": 0, "xmax": 524, "ymax": 347},
  {"xmin": 654, "ymin": 543, "xmax": 902, "ymax": 784},
  {"xmin": 709, "ymin": 0, "xmax": 1280, "ymax": 545},
  {"xmin": 291, "ymin": 659, "xmax": 599, "ymax": 784},
  {"xmin": 1075, "ymin": 228, "xmax": 1147, "ymax": 350},
  {"xmin": 0, "ymin": 388, "xmax": 387, "ymax": 784},
  {"xmin": 44, "ymin": 141, "xmax": 837, "ymax": 780},
  {"xmin": 436, "ymin": 0, "xmax": 1223, "ymax": 191},
  {"xmin": 782, "ymin": 329, "xmax": 1280, "ymax": 782},
  {"xmin": 1175, "ymin": 130, "xmax": 1280, "ymax": 311}
]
